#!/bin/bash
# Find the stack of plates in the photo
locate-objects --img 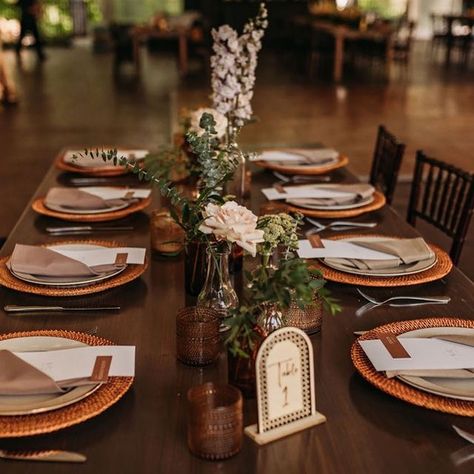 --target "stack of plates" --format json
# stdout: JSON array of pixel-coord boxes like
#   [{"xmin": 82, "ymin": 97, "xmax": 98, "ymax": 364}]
[
  {"xmin": 8, "ymin": 244, "xmax": 126, "ymax": 289},
  {"xmin": 397, "ymin": 327, "xmax": 474, "ymax": 402},
  {"xmin": 44, "ymin": 200, "xmax": 131, "ymax": 216},
  {"xmin": 0, "ymin": 336, "xmax": 100, "ymax": 416},
  {"xmin": 322, "ymin": 236, "xmax": 438, "ymax": 278}
]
